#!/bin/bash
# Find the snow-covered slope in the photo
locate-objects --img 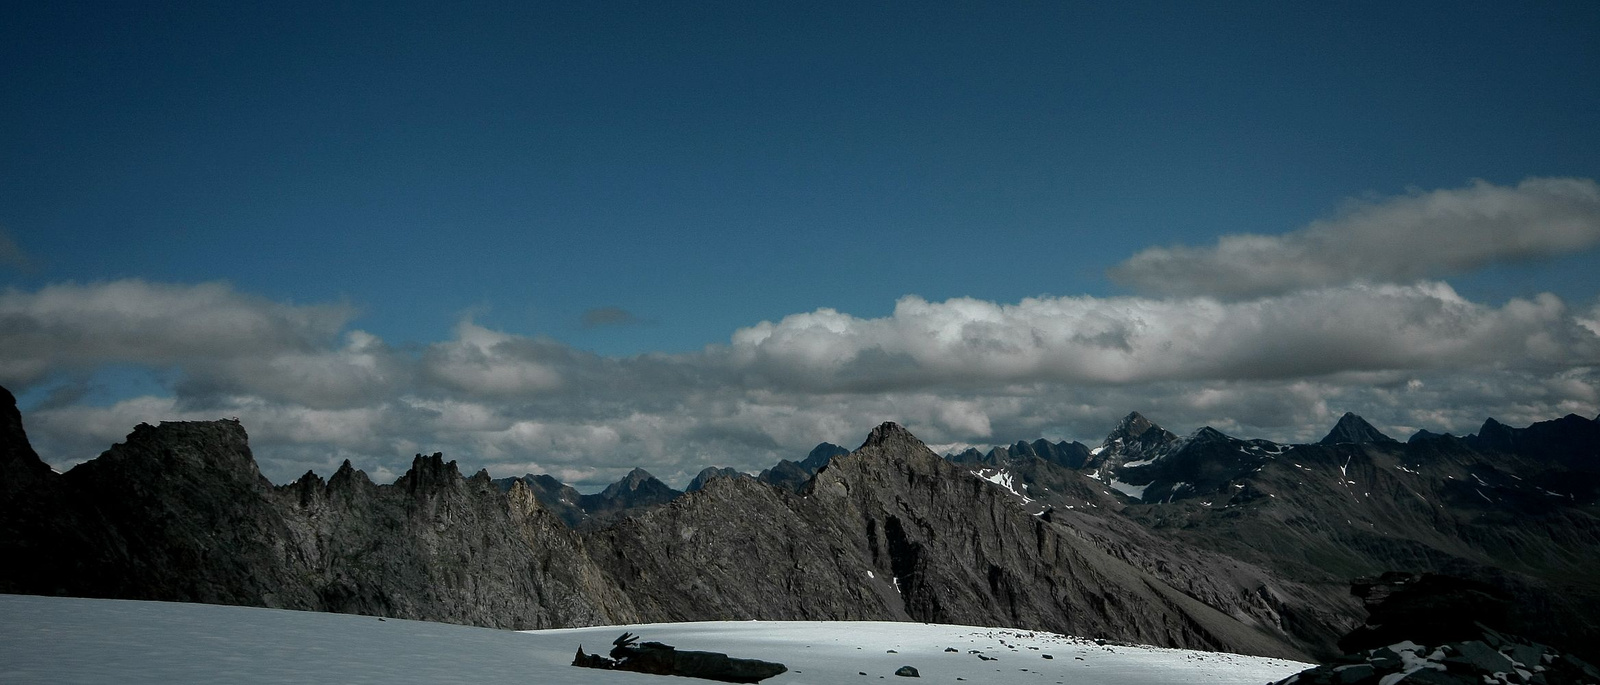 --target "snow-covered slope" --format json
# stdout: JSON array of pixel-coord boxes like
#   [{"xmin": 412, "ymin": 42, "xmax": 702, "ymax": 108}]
[{"xmin": 0, "ymin": 594, "xmax": 1313, "ymax": 684}]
